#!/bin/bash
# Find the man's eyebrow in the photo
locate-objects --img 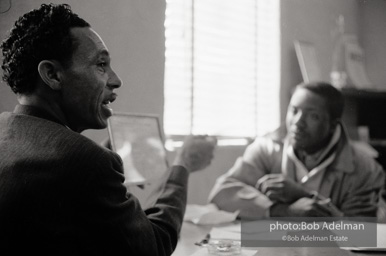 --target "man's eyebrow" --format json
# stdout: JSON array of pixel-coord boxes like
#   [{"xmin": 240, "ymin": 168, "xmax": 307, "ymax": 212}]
[
  {"xmin": 290, "ymin": 104, "xmax": 320, "ymax": 111},
  {"xmin": 303, "ymin": 107, "xmax": 322, "ymax": 112},
  {"xmin": 97, "ymin": 49, "xmax": 110, "ymax": 58},
  {"xmin": 91, "ymin": 49, "xmax": 111, "ymax": 62},
  {"xmin": 101, "ymin": 49, "xmax": 110, "ymax": 55}
]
